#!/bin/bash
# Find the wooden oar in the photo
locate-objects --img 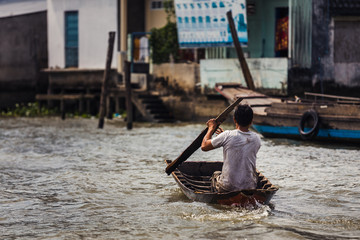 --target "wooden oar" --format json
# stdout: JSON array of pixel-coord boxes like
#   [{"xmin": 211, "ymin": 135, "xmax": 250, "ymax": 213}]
[{"xmin": 165, "ymin": 97, "xmax": 243, "ymax": 175}]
